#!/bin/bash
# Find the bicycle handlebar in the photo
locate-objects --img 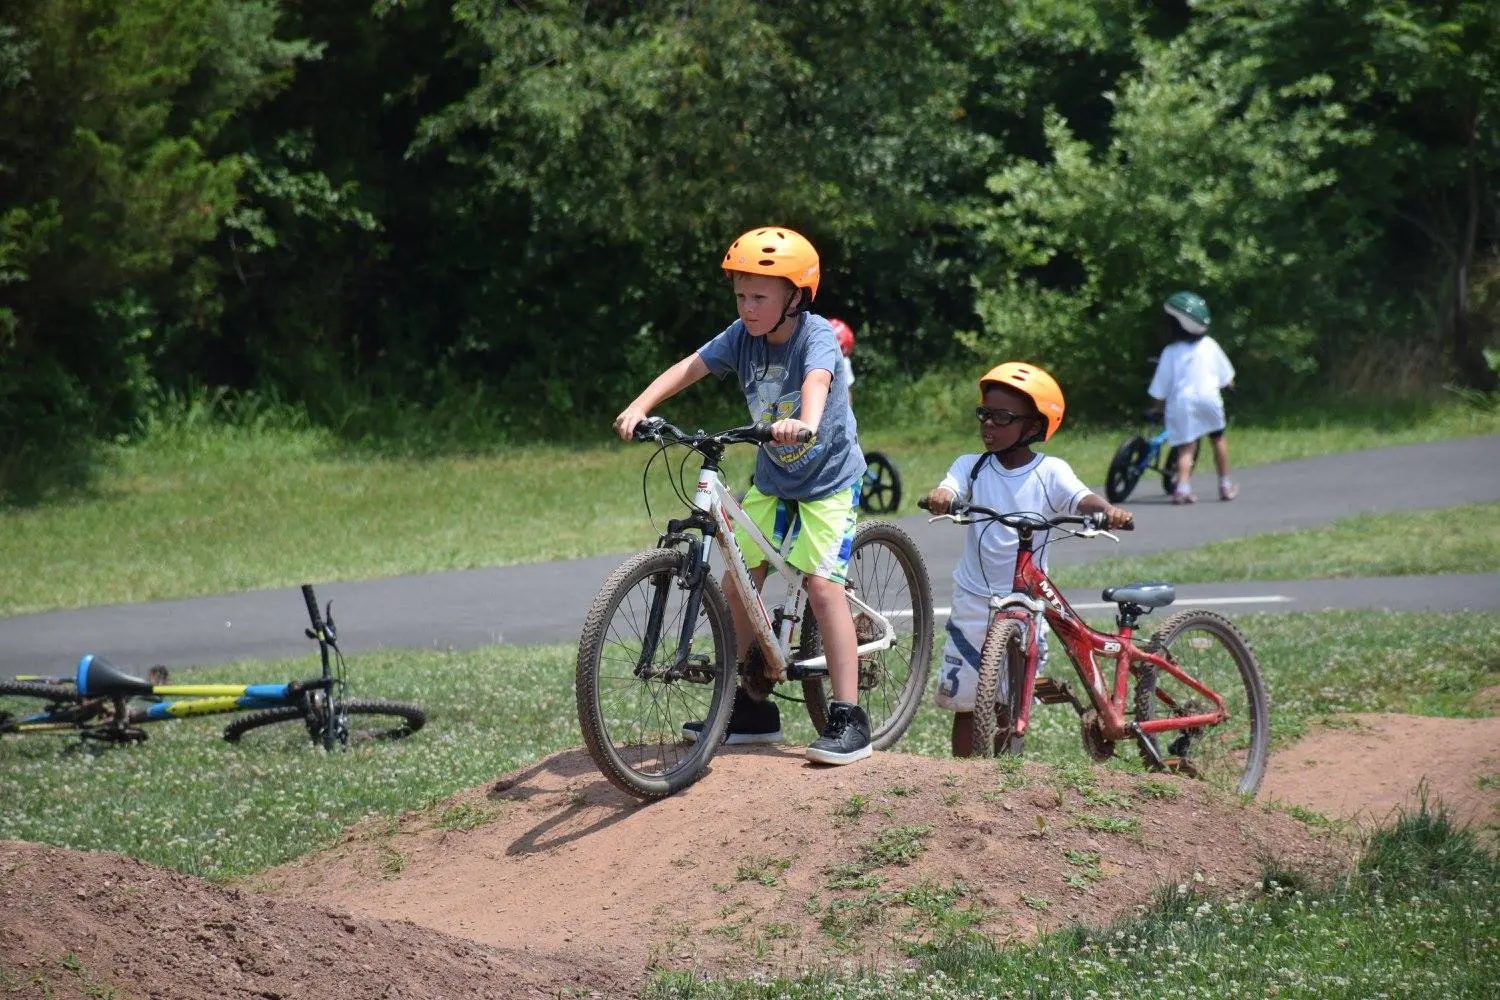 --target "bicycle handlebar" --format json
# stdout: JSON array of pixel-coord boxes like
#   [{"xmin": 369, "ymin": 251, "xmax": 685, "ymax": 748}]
[
  {"xmin": 301, "ymin": 584, "xmax": 324, "ymax": 633},
  {"xmin": 632, "ymin": 417, "xmax": 812, "ymax": 447},
  {"xmin": 917, "ymin": 497, "xmax": 1134, "ymax": 531}
]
